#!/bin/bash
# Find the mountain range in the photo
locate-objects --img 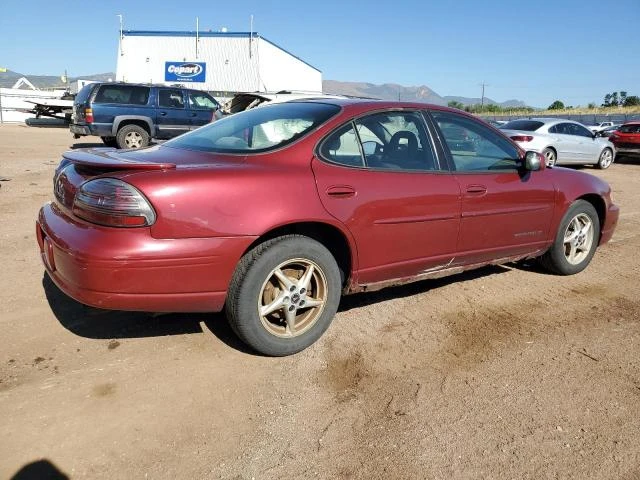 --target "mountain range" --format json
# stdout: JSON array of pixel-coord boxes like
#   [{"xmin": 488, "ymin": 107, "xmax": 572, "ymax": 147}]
[{"xmin": 0, "ymin": 70, "xmax": 528, "ymax": 108}]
